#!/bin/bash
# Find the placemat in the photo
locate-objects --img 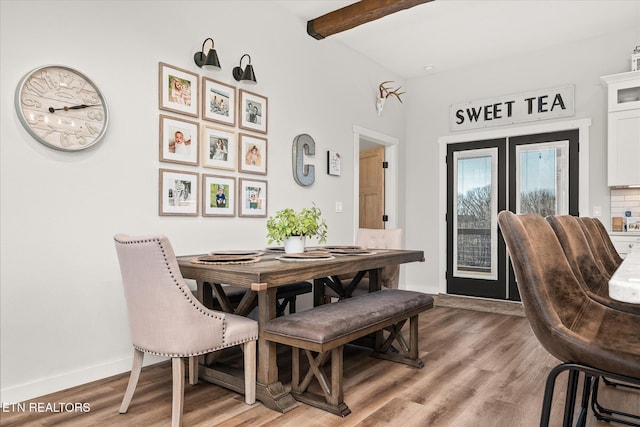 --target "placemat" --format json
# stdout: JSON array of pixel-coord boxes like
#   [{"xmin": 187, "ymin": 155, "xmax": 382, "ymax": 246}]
[{"xmin": 191, "ymin": 254, "xmax": 261, "ymax": 265}]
